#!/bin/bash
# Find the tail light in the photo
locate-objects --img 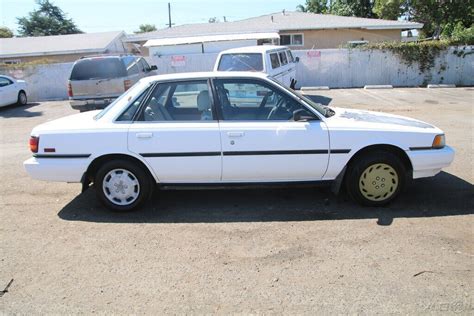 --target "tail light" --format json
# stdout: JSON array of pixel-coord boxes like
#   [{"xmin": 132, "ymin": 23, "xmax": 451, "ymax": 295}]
[
  {"xmin": 124, "ymin": 80, "xmax": 132, "ymax": 91},
  {"xmin": 68, "ymin": 83, "xmax": 73, "ymax": 97},
  {"xmin": 29, "ymin": 136, "xmax": 39, "ymax": 153}
]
